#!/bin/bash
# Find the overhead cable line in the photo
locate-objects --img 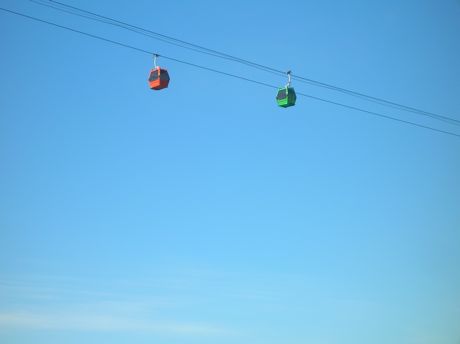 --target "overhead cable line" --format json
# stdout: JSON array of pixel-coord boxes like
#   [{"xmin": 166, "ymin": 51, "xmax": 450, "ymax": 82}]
[
  {"xmin": 29, "ymin": 0, "xmax": 283, "ymax": 77},
  {"xmin": 1, "ymin": 7, "xmax": 460, "ymax": 139},
  {"xmin": 28, "ymin": 0, "xmax": 460, "ymax": 127}
]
